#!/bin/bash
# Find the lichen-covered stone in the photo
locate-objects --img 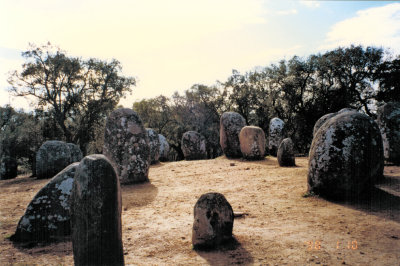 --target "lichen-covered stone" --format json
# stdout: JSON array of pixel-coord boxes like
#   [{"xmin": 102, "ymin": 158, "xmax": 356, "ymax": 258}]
[
  {"xmin": 67, "ymin": 143, "xmax": 83, "ymax": 163},
  {"xmin": 11, "ymin": 163, "xmax": 79, "ymax": 242},
  {"xmin": 181, "ymin": 131, "xmax": 207, "ymax": 160},
  {"xmin": 377, "ymin": 102, "xmax": 400, "ymax": 164},
  {"xmin": 239, "ymin": 126, "xmax": 265, "ymax": 160},
  {"xmin": 220, "ymin": 112, "xmax": 246, "ymax": 158},
  {"xmin": 71, "ymin": 154, "xmax": 124, "ymax": 266},
  {"xmin": 0, "ymin": 156, "xmax": 18, "ymax": 180},
  {"xmin": 158, "ymin": 134, "xmax": 170, "ymax": 162},
  {"xmin": 268, "ymin": 118, "xmax": 285, "ymax": 156},
  {"xmin": 308, "ymin": 111, "xmax": 384, "ymax": 200},
  {"xmin": 146, "ymin": 128, "xmax": 160, "ymax": 164},
  {"xmin": 103, "ymin": 108, "xmax": 150, "ymax": 184},
  {"xmin": 313, "ymin": 113, "xmax": 337, "ymax": 137},
  {"xmin": 36, "ymin": 140, "xmax": 81, "ymax": 179},
  {"xmin": 192, "ymin": 192, "xmax": 234, "ymax": 249},
  {"xmin": 277, "ymin": 138, "xmax": 295, "ymax": 167}
]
